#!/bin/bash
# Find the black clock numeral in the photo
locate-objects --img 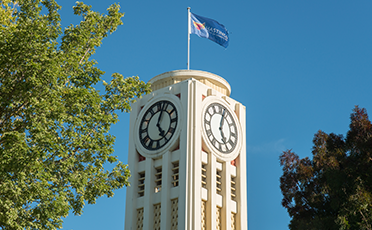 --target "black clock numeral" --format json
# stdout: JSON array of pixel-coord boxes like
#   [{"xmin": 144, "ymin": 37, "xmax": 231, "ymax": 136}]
[
  {"xmin": 168, "ymin": 108, "xmax": 175, "ymax": 115},
  {"xmin": 213, "ymin": 105, "xmax": 217, "ymax": 114},
  {"xmin": 211, "ymin": 138, "xmax": 217, "ymax": 146},
  {"xmin": 156, "ymin": 102, "xmax": 162, "ymax": 111},
  {"xmin": 206, "ymin": 129, "xmax": 212, "ymax": 137},
  {"xmin": 204, "ymin": 120, "xmax": 210, "ymax": 126},
  {"xmin": 161, "ymin": 101, "xmax": 169, "ymax": 111},
  {"xmin": 156, "ymin": 140, "xmax": 160, "ymax": 149},
  {"xmin": 228, "ymin": 139, "xmax": 235, "ymax": 146},
  {"xmin": 143, "ymin": 136, "xmax": 150, "ymax": 144},
  {"xmin": 214, "ymin": 141, "xmax": 220, "ymax": 149},
  {"xmin": 168, "ymin": 127, "xmax": 175, "ymax": 134}
]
